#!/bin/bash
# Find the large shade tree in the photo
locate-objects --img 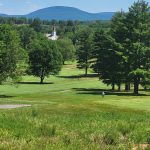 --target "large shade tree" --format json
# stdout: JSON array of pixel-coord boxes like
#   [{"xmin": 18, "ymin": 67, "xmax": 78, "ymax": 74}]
[
  {"xmin": 0, "ymin": 24, "xmax": 21, "ymax": 84},
  {"xmin": 28, "ymin": 35, "xmax": 63, "ymax": 83}
]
